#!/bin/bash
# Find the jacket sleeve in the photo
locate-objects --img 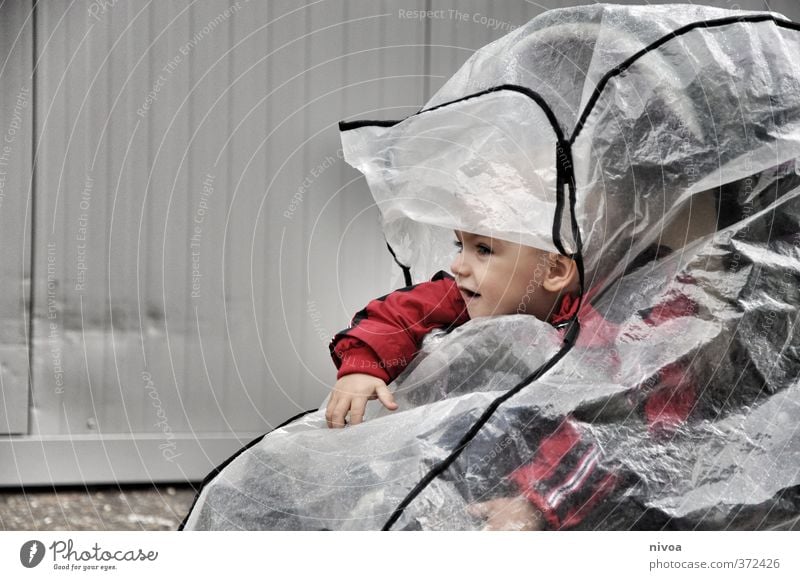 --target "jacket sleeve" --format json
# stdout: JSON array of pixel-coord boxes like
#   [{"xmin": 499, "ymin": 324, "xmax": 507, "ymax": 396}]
[
  {"xmin": 510, "ymin": 292, "xmax": 699, "ymax": 529},
  {"xmin": 508, "ymin": 418, "xmax": 619, "ymax": 529},
  {"xmin": 329, "ymin": 270, "xmax": 470, "ymax": 383}
]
